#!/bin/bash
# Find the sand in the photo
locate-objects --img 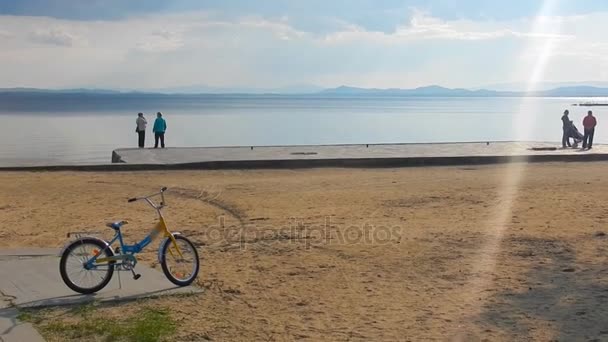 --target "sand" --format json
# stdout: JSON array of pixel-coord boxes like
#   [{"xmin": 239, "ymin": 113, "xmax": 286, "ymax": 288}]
[{"xmin": 1, "ymin": 163, "xmax": 608, "ymax": 341}]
